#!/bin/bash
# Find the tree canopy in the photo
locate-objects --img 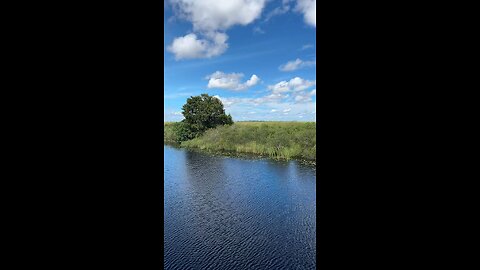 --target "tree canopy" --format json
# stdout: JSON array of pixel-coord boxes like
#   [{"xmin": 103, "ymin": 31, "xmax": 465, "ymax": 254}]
[{"xmin": 177, "ymin": 94, "xmax": 233, "ymax": 140}]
